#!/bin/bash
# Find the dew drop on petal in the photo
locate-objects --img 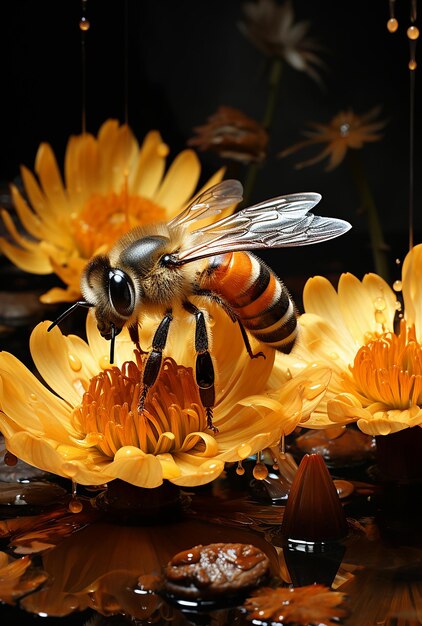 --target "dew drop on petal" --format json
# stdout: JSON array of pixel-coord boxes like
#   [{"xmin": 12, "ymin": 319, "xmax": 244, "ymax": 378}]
[
  {"xmin": 329, "ymin": 352, "xmax": 339, "ymax": 360},
  {"xmin": 374, "ymin": 297, "xmax": 386, "ymax": 311},
  {"xmin": 4, "ymin": 451, "xmax": 18, "ymax": 466},
  {"xmin": 304, "ymin": 382, "xmax": 324, "ymax": 400},
  {"xmin": 237, "ymin": 443, "xmax": 252, "ymax": 459},
  {"xmin": 29, "ymin": 393, "xmax": 37, "ymax": 402},
  {"xmin": 253, "ymin": 462, "xmax": 268, "ymax": 480},
  {"xmin": 236, "ymin": 461, "xmax": 245, "ymax": 476},
  {"xmin": 99, "ymin": 355, "xmax": 111, "ymax": 370},
  {"xmin": 375, "ymin": 310, "xmax": 386, "ymax": 324},
  {"xmin": 393, "ymin": 280, "xmax": 402, "ymax": 292},
  {"xmin": 68, "ymin": 353, "xmax": 82, "ymax": 372}
]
